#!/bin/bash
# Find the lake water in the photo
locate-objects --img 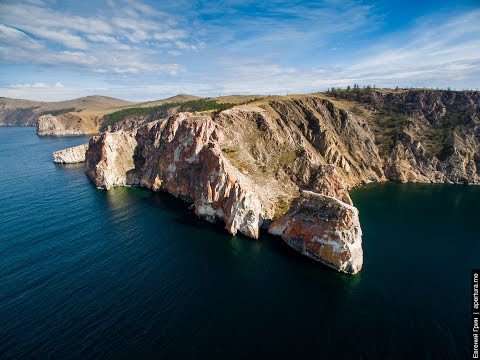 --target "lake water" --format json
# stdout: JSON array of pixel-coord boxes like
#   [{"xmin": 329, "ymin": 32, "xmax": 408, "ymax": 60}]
[{"xmin": 0, "ymin": 127, "xmax": 478, "ymax": 359}]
